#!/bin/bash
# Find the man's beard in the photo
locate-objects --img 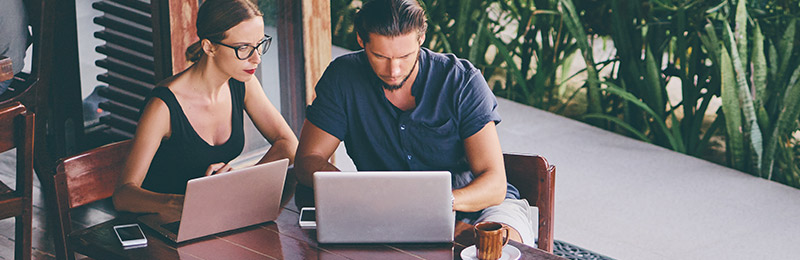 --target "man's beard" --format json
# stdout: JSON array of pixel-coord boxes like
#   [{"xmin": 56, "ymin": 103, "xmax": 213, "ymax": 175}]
[{"xmin": 382, "ymin": 57, "xmax": 419, "ymax": 91}]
